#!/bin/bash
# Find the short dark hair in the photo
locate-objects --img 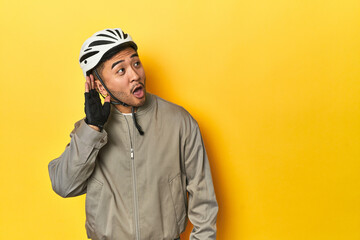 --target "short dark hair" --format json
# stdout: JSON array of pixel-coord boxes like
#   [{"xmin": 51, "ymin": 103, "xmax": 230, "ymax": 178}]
[{"xmin": 91, "ymin": 42, "xmax": 137, "ymax": 80}]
